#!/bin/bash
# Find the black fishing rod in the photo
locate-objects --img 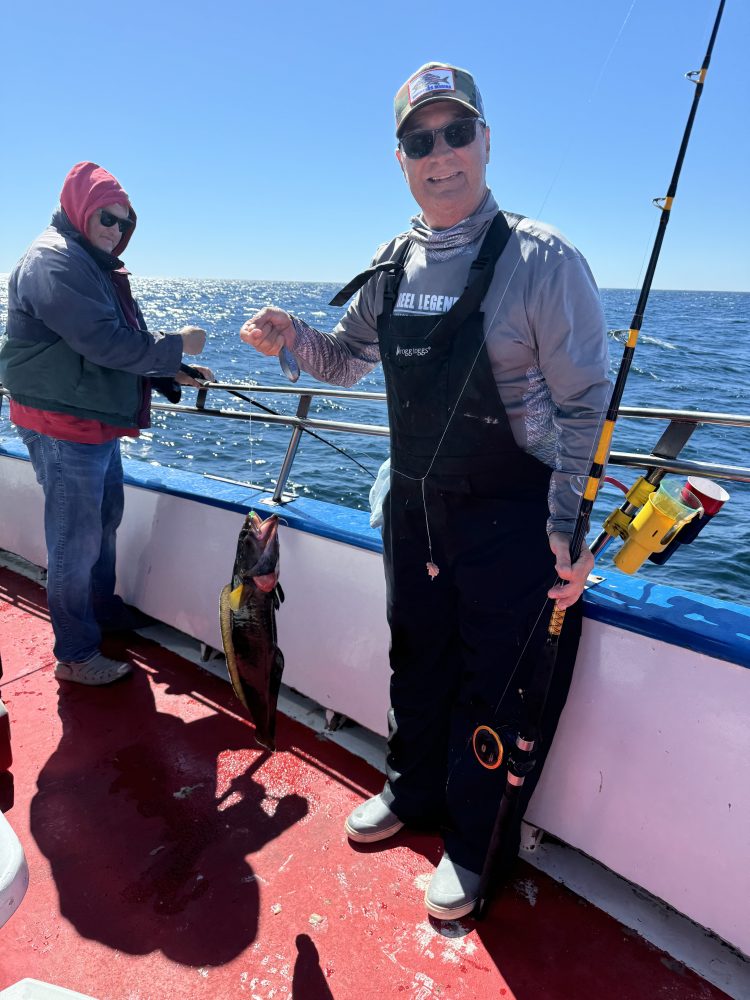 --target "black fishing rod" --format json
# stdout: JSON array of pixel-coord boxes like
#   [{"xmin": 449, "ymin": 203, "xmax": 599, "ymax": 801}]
[{"xmin": 475, "ymin": 0, "xmax": 726, "ymax": 917}]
